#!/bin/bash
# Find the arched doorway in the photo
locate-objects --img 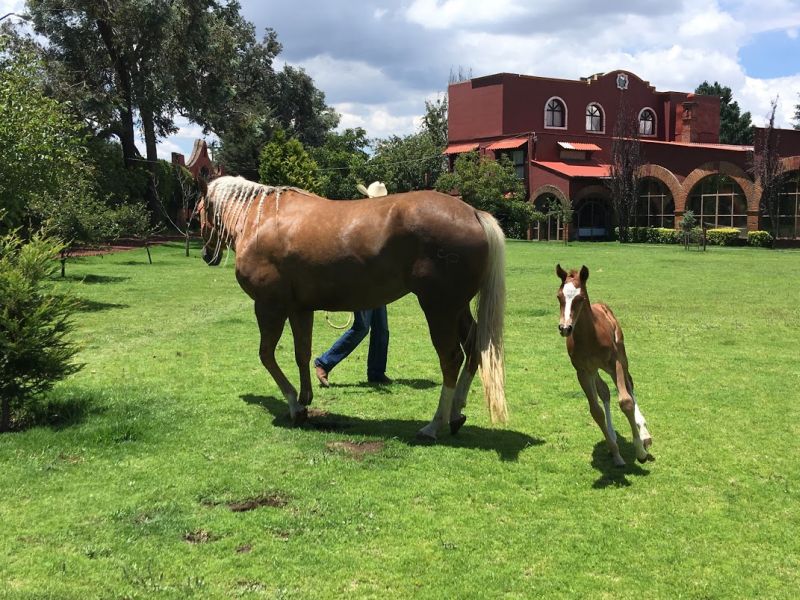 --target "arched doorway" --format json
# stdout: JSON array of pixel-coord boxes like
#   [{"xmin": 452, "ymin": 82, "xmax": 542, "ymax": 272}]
[
  {"xmin": 531, "ymin": 193, "xmax": 564, "ymax": 241},
  {"xmin": 635, "ymin": 178, "xmax": 675, "ymax": 228},
  {"xmin": 574, "ymin": 197, "xmax": 612, "ymax": 240},
  {"xmin": 686, "ymin": 175, "xmax": 747, "ymax": 230}
]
